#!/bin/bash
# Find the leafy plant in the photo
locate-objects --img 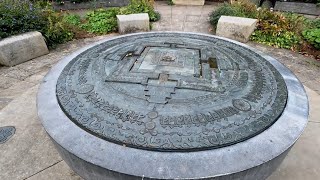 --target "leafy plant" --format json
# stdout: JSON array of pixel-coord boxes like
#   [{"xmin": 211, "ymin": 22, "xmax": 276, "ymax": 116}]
[
  {"xmin": 209, "ymin": 0, "xmax": 309, "ymax": 49},
  {"xmin": 76, "ymin": 0, "xmax": 160, "ymax": 34},
  {"xmin": 304, "ymin": 18, "xmax": 320, "ymax": 29},
  {"xmin": 30, "ymin": 0, "xmax": 52, "ymax": 8},
  {"xmin": 41, "ymin": 9, "xmax": 74, "ymax": 48},
  {"xmin": 80, "ymin": 8, "xmax": 119, "ymax": 34},
  {"xmin": 253, "ymin": 10, "xmax": 303, "ymax": 49},
  {"xmin": 251, "ymin": 30, "xmax": 300, "ymax": 49},
  {"xmin": 167, "ymin": 0, "xmax": 174, "ymax": 5},
  {"xmin": 302, "ymin": 28, "xmax": 320, "ymax": 49},
  {"xmin": 63, "ymin": 14, "xmax": 81, "ymax": 26},
  {"xmin": 0, "ymin": 0, "xmax": 73, "ymax": 48},
  {"xmin": 119, "ymin": 0, "xmax": 160, "ymax": 22},
  {"xmin": 0, "ymin": 0, "xmax": 47, "ymax": 39},
  {"xmin": 209, "ymin": 1, "xmax": 257, "ymax": 27},
  {"xmin": 283, "ymin": 12, "xmax": 308, "ymax": 34},
  {"xmin": 209, "ymin": 3, "xmax": 245, "ymax": 27}
]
